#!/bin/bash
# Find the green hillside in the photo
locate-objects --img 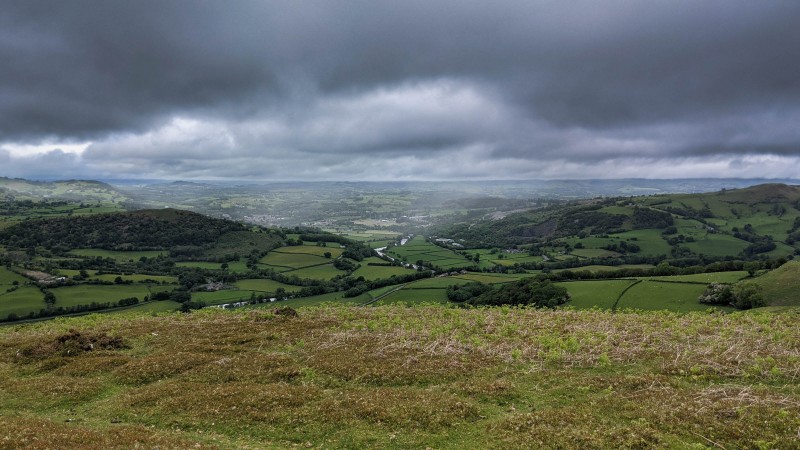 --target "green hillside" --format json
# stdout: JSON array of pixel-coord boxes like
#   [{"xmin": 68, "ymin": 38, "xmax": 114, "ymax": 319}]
[
  {"xmin": 0, "ymin": 178, "xmax": 130, "ymax": 203},
  {"xmin": 437, "ymin": 183, "xmax": 800, "ymax": 263},
  {"xmin": 750, "ymin": 260, "xmax": 800, "ymax": 306}
]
